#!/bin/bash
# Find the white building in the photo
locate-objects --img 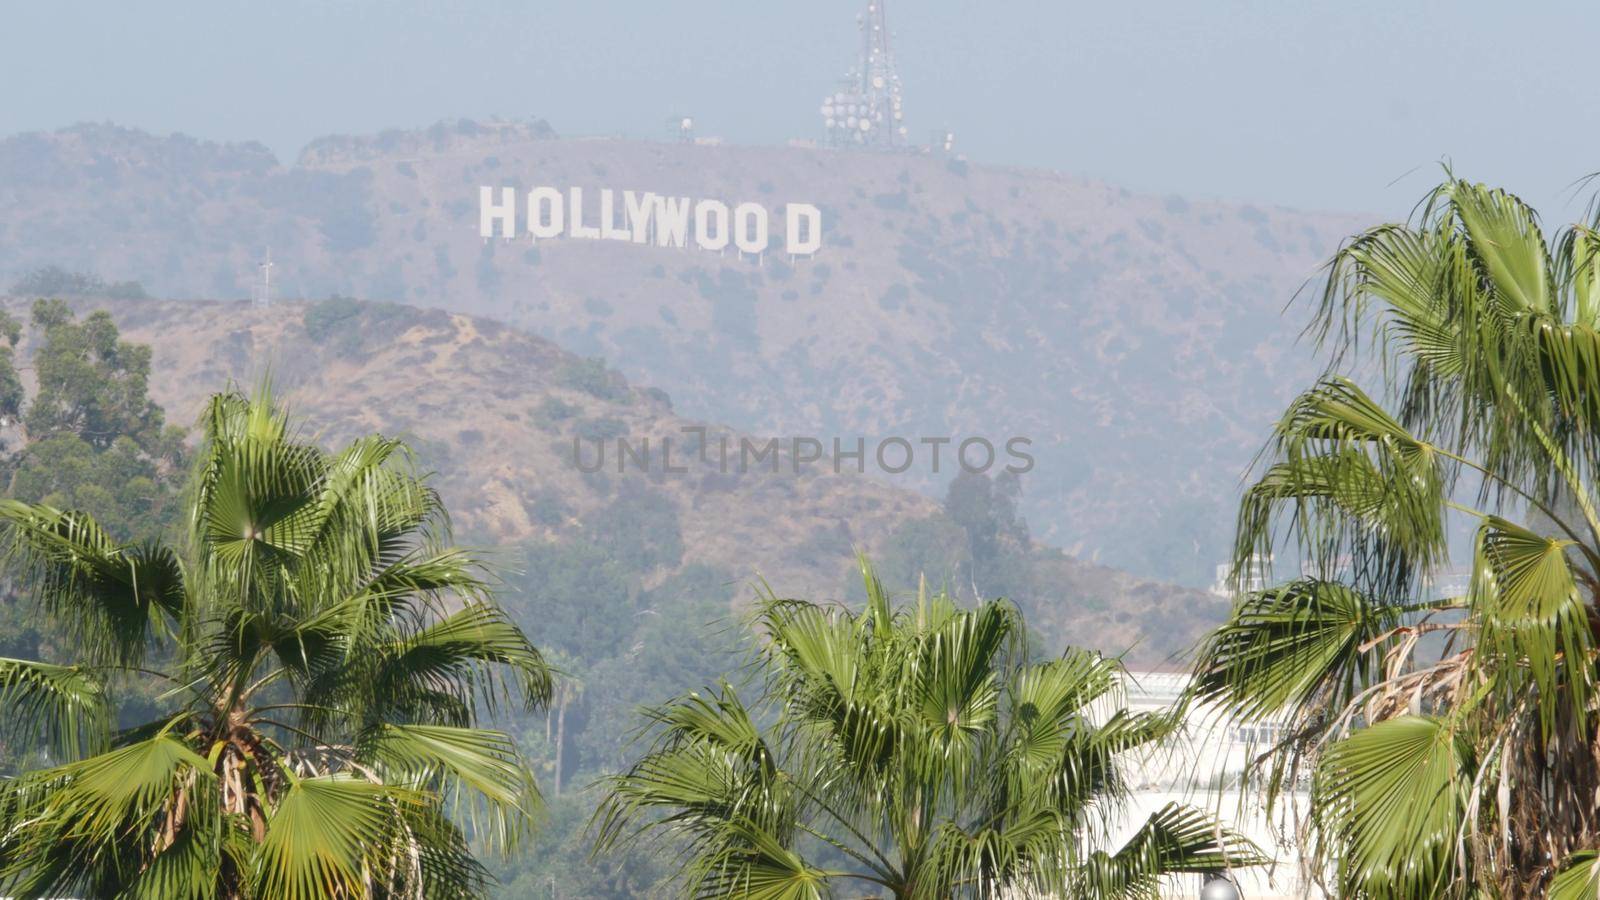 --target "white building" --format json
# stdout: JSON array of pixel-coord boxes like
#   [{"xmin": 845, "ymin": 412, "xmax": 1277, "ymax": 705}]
[
  {"xmin": 1112, "ymin": 670, "xmax": 1319, "ymax": 899},
  {"xmin": 1209, "ymin": 556, "xmax": 1273, "ymax": 600}
]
